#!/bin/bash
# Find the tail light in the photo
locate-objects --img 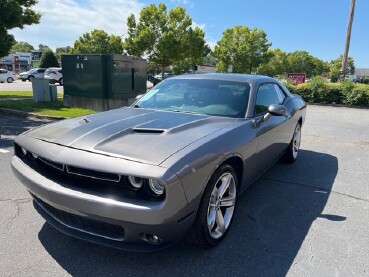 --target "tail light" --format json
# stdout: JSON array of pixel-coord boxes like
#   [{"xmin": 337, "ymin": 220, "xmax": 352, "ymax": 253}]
[{"xmin": 51, "ymin": 70, "xmax": 57, "ymax": 74}]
